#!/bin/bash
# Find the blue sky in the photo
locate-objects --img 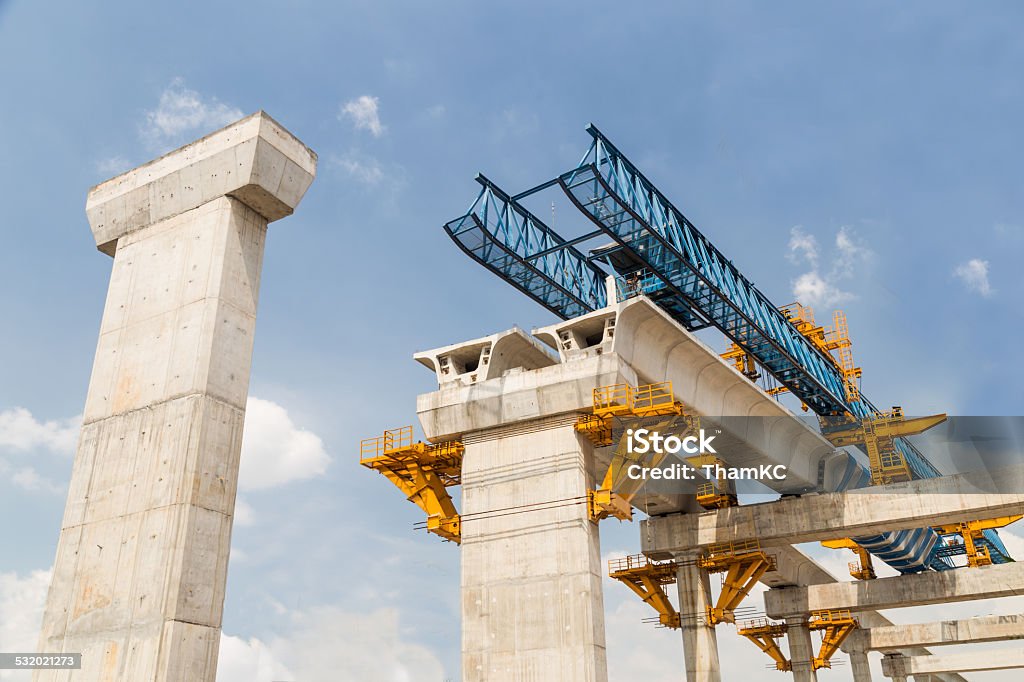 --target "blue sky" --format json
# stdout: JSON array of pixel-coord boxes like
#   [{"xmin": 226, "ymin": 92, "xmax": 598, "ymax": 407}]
[{"xmin": 1, "ymin": 1, "xmax": 1022, "ymax": 680}]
